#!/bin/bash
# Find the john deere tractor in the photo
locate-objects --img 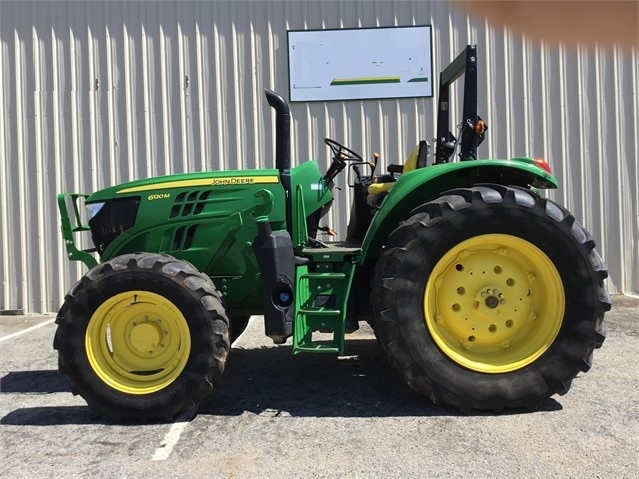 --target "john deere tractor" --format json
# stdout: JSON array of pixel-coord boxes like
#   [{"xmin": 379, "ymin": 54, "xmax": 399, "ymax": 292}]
[{"xmin": 55, "ymin": 45, "xmax": 610, "ymax": 420}]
